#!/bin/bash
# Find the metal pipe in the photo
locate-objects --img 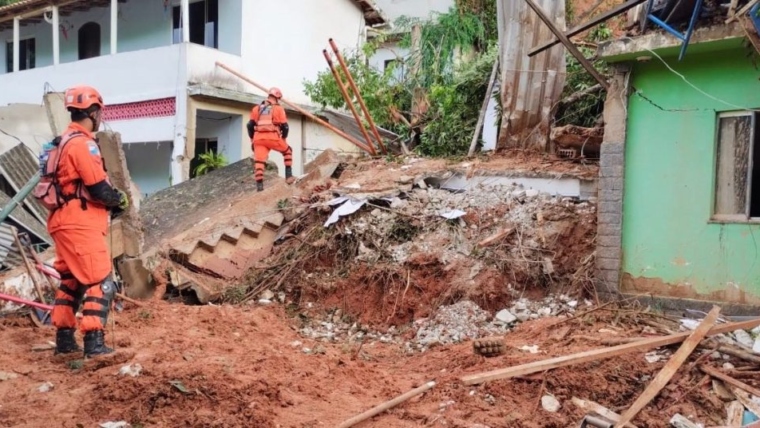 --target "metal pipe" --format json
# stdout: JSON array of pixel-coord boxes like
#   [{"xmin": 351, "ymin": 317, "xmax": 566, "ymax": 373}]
[
  {"xmin": 12, "ymin": 17, "xmax": 19, "ymax": 72},
  {"xmin": 215, "ymin": 62, "xmax": 376, "ymax": 155},
  {"xmin": 52, "ymin": 5, "xmax": 59, "ymax": 65},
  {"xmin": 0, "ymin": 172, "xmax": 40, "ymax": 225},
  {"xmin": 110, "ymin": 0, "xmax": 117, "ymax": 55},
  {"xmin": 0, "ymin": 292, "xmax": 53, "ymax": 312},
  {"xmin": 329, "ymin": 38, "xmax": 387, "ymax": 155},
  {"xmin": 322, "ymin": 49, "xmax": 376, "ymax": 155}
]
